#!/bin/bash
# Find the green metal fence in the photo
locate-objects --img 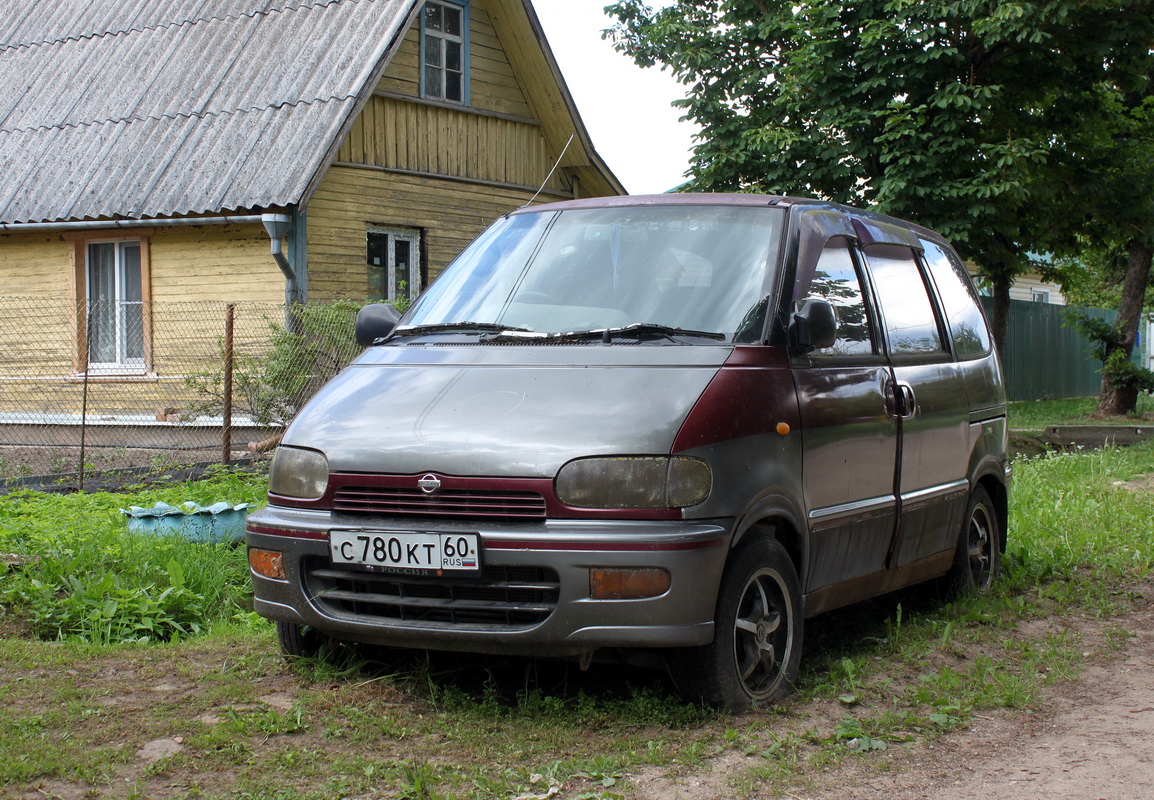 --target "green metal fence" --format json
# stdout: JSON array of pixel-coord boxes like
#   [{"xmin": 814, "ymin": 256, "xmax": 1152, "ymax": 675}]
[{"xmin": 984, "ymin": 297, "xmax": 1114, "ymax": 402}]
